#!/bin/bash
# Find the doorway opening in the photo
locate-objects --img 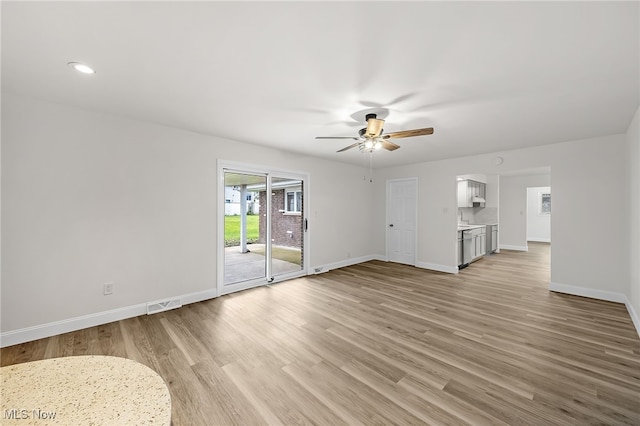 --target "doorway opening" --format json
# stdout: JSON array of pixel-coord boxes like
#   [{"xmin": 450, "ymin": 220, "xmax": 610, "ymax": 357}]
[{"xmin": 526, "ymin": 186, "xmax": 551, "ymax": 243}]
